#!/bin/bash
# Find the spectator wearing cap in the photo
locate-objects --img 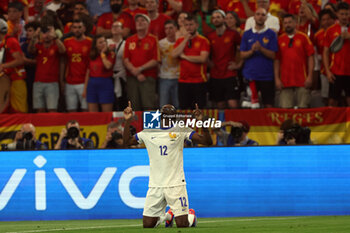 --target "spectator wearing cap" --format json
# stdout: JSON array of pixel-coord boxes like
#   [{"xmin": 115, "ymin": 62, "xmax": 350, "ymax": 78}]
[
  {"xmin": 123, "ymin": 13, "xmax": 160, "ymax": 111},
  {"xmin": 207, "ymin": 9, "xmax": 241, "ymax": 109},
  {"xmin": 172, "ymin": 14, "xmax": 210, "ymax": 109},
  {"xmin": 215, "ymin": 121, "xmax": 259, "ymax": 146},
  {"xmin": 97, "ymin": 0, "xmax": 133, "ymax": 38},
  {"xmin": 145, "ymin": 0, "xmax": 171, "ymax": 40},
  {"xmin": 240, "ymin": 8, "xmax": 278, "ymax": 109},
  {"xmin": 323, "ymin": 2, "xmax": 350, "ymax": 107},
  {"xmin": 244, "ymin": 0, "xmax": 280, "ymax": 33},
  {"xmin": 0, "ymin": 18, "xmax": 27, "ymax": 113},
  {"xmin": 275, "ymin": 14, "xmax": 314, "ymax": 109}
]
